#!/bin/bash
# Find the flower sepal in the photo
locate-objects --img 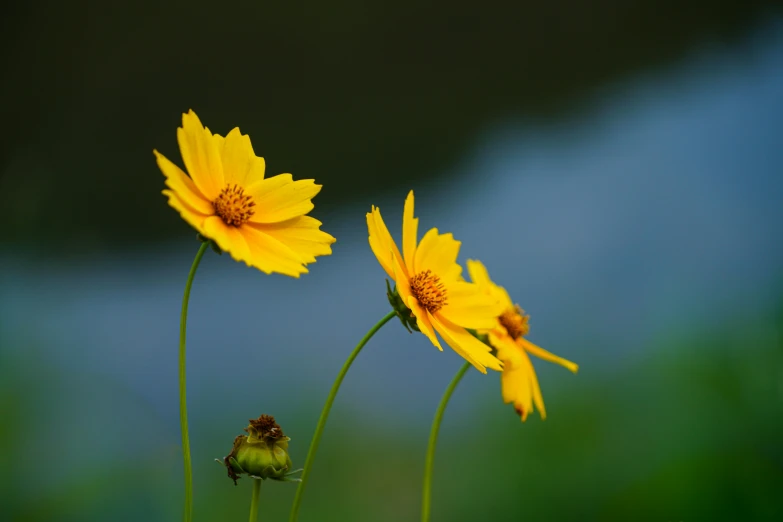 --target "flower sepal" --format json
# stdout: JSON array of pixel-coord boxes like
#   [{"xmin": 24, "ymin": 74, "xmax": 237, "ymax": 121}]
[
  {"xmin": 222, "ymin": 456, "xmax": 303, "ymax": 482},
  {"xmin": 386, "ymin": 280, "xmax": 420, "ymax": 333},
  {"xmin": 196, "ymin": 233, "xmax": 223, "ymax": 255}
]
